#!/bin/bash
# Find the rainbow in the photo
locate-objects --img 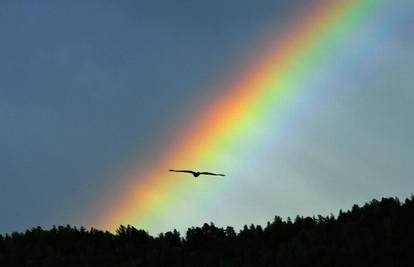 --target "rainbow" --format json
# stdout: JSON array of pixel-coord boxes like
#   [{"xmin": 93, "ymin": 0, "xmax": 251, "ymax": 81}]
[{"xmin": 94, "ymin": 0, "xmax": 382, "ymax": 233}]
